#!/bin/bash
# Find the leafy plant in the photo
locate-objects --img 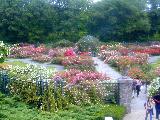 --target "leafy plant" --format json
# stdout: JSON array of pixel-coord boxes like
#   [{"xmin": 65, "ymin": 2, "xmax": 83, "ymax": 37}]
[
  {"xmin": 0, "ymin": 41, "xmax": 8, "ymax": 63},
  {"xmin": 77, "ymin": 35, "xmax": 100, "ymax": 53},
  {"xmin": 0, "ymin": 92, "xmax": 126, "ymax": 120},
  {"xmin": 52, "ymin": 40, "xmax": 74, "ymax": 48}
]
